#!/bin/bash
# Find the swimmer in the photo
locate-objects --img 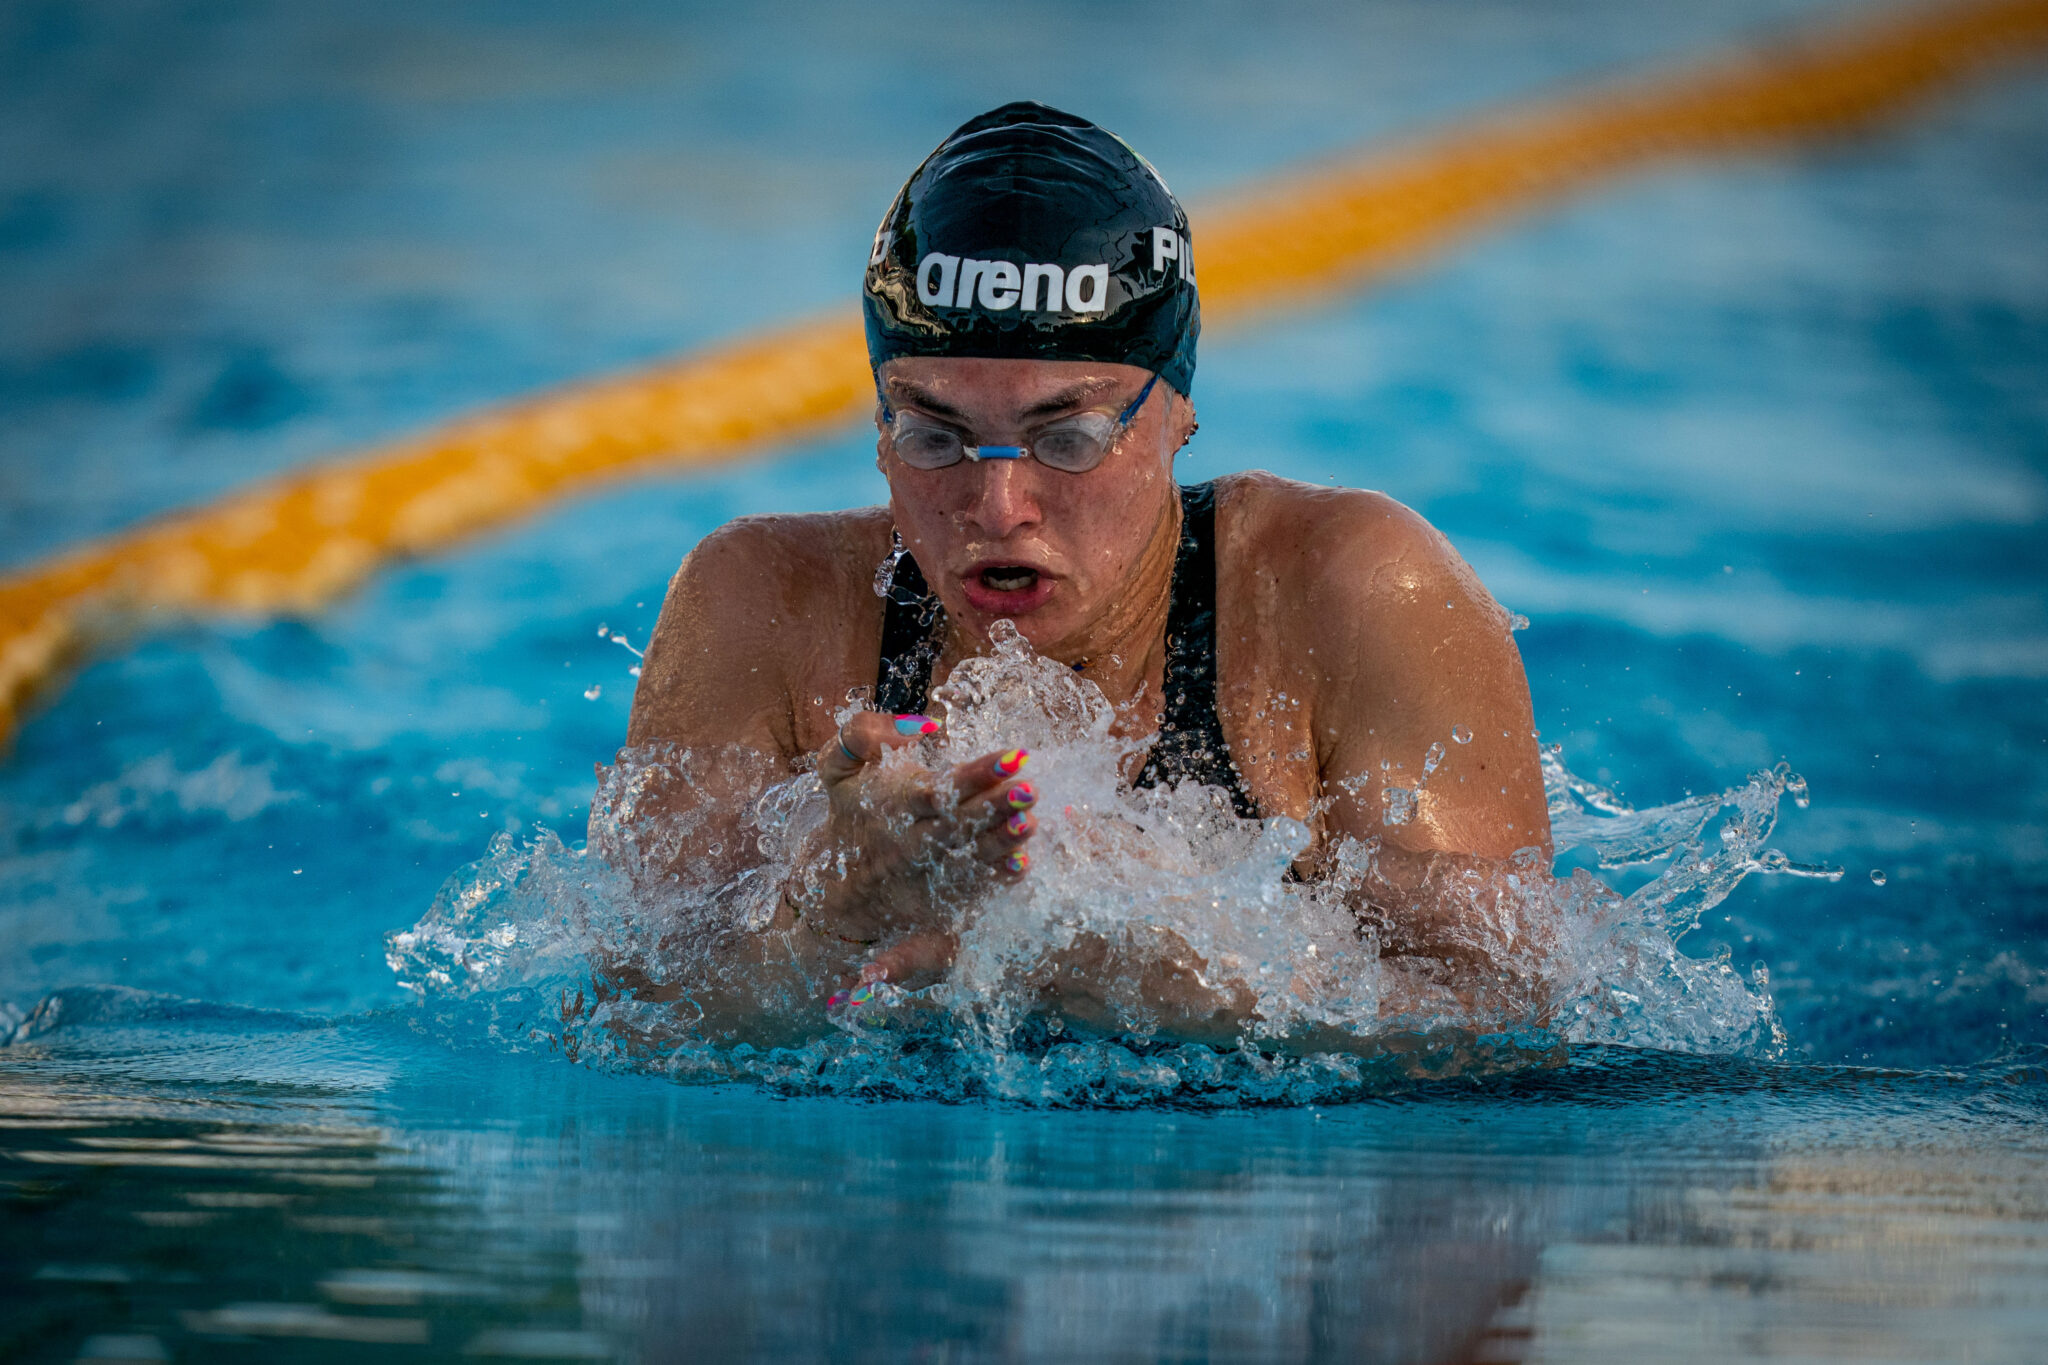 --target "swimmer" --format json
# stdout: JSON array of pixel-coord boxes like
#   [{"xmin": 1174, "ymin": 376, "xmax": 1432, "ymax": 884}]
[{"xmin": 612, "ymin": 102, "xmax": 1551, "ymax": 1040}]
